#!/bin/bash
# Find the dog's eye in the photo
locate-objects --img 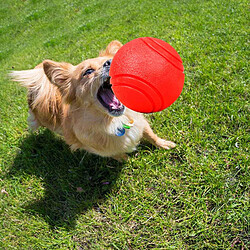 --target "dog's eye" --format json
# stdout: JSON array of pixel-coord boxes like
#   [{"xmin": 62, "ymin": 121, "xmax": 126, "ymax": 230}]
[{"xmin": 82, "ymin": 68, "xmax": 95, "ymax": 77}]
